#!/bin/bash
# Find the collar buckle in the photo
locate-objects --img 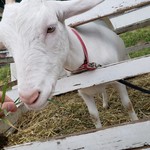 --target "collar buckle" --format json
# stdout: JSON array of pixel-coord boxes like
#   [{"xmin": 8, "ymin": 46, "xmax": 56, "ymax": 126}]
[{"xmin": 72, "ymin": 62, "xmax": 97, "ymax": 74}]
